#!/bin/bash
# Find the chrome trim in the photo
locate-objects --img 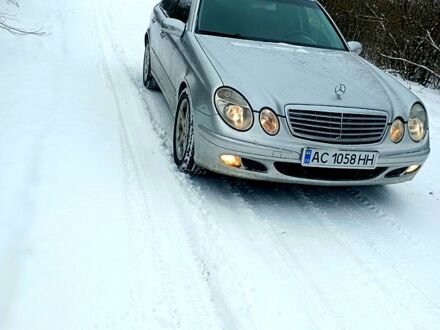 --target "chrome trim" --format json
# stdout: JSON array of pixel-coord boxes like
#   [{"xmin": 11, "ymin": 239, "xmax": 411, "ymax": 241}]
[{"xmin": 286, "ymin": 106, "xmax": 389, "ymax": 145}]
